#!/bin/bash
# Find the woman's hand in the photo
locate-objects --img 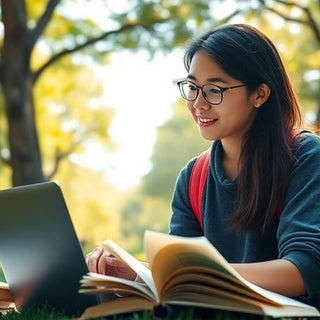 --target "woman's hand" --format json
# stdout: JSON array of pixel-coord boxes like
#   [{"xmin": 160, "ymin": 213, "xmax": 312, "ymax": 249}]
[{"xmin": 86, "ymin": 246, "xmax": 136, "ymax": 281}]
